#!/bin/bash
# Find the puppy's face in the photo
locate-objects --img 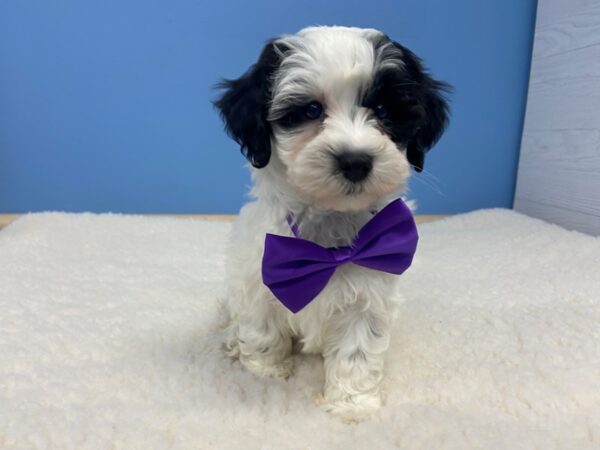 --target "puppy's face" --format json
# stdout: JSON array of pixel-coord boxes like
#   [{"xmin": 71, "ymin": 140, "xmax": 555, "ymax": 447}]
[{"xmin": 216, "ymin": 26, "xmax": 450, "ymax": 212}]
